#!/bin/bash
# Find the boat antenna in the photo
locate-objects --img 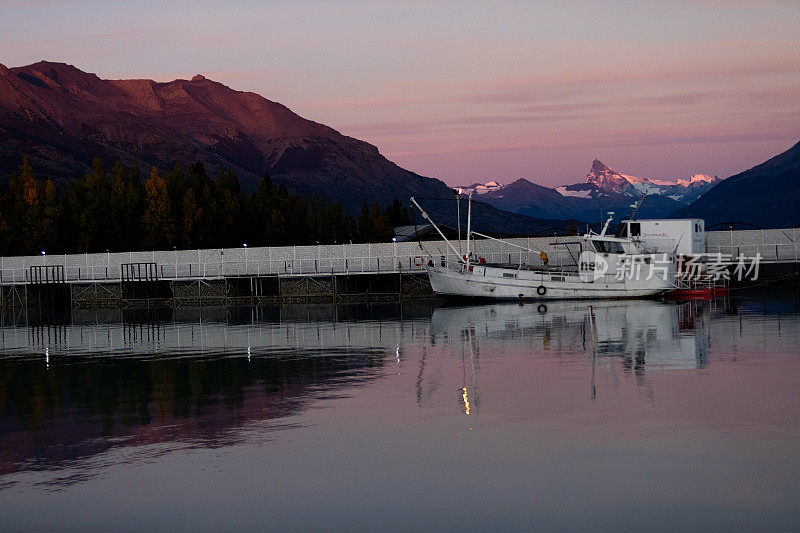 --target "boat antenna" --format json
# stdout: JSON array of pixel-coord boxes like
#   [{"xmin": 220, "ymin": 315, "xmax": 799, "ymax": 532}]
[
  {"xmin": 600, "ymin": 212, "xmax": 615, "ymax": 236},
  {"xmin": 628, "ymin": 193, "xmax": 648, "ymax": 221}
]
